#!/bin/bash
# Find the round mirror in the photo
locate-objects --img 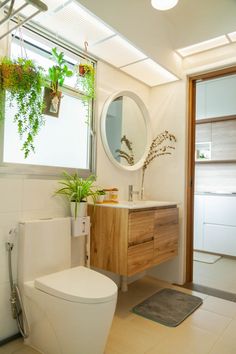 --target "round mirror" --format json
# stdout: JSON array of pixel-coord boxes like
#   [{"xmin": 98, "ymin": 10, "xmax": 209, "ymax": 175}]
[{"xmin": 101, "ymin": 91, "xmax": 151, "ymax": 171}]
